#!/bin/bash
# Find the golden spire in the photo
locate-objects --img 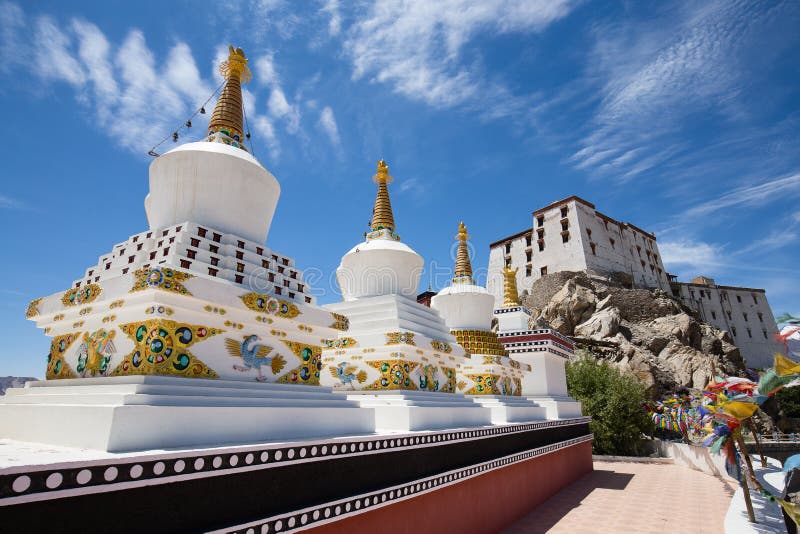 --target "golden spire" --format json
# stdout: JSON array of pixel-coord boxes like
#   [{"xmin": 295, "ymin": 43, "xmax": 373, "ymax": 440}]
[
  {"xmin": 370, "ymin": 159, "xmax": 396, "ymax": 233},
  {"xmin": 502, "ymin": 266, "xmax": 521, "ymax": 307},
  {"xmin": 453, "ymin": 221, "xmax": 473, "ymax": 283},
  {"xmin": 207, "ymin": 45, "xmax": 252, "ymax": 151}
]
